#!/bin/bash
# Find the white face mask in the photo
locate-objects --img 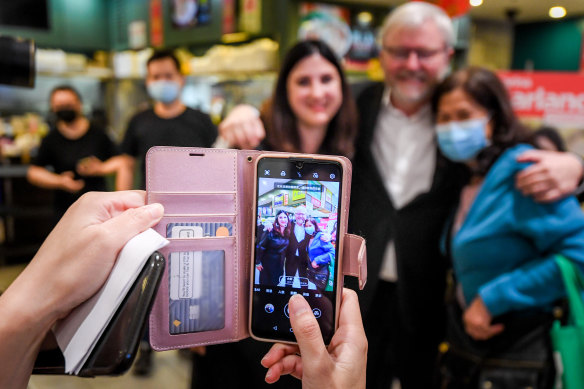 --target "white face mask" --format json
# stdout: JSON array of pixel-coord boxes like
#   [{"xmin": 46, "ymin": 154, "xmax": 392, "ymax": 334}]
[{"xmin": 147, "ymin": 80, "xmax": 181, "ymax": 104}]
